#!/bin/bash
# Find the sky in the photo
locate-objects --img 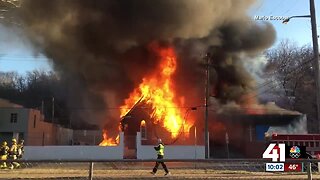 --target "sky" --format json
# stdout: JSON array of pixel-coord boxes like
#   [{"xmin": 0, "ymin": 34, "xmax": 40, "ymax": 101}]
[
  {"xmin": 250, "ymin": 0, "xmax": 320, "ymax": 46},
  {"xmin": 0, "ymin": 0, "xmax": 319, "ymax": 74},
  {"xmin": 0, "ymin": 24, "xmax": 51, "ymax": 74}
]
